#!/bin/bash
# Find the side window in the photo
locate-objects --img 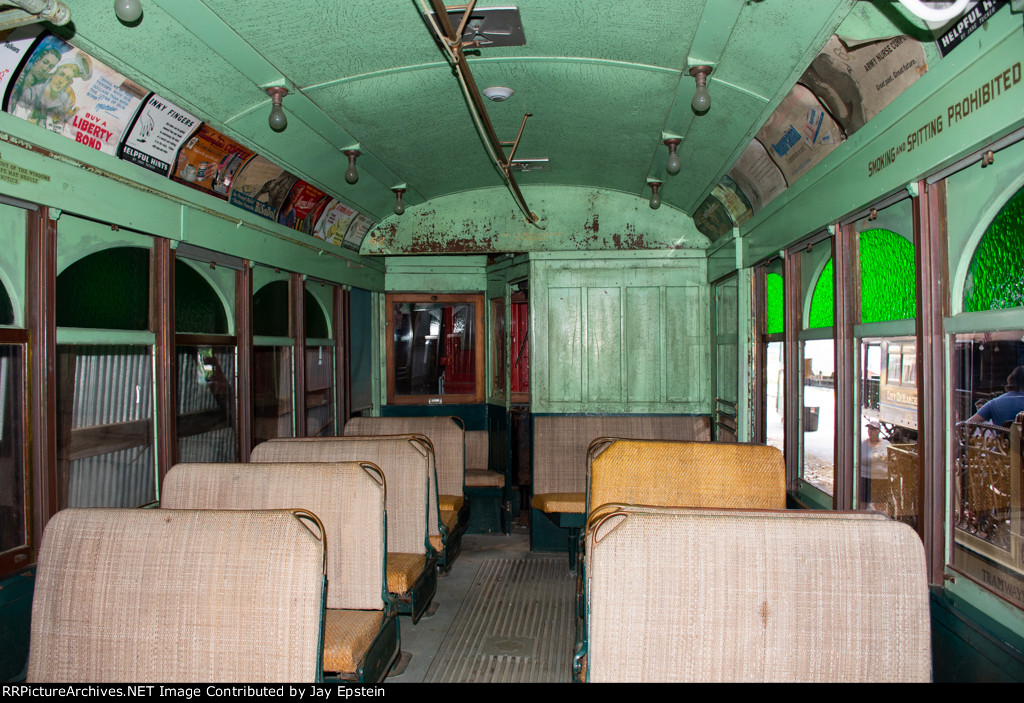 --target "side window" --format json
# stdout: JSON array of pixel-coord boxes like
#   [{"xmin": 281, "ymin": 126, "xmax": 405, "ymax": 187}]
[
  {"xmin": 55, "ymin": 241, "xmax": 156, "ymax": 509},
  {"xmin": 0, "ymin": 203, "xmax": 28, "ymax": 575},
  {"xmin": 175, "ymin": 257, "xmax": 238, "ymax": 462},
  {"xmin": 253, "ymin": 274, "xmax": 294, "ymax": 444},
  {"xmin": 304, "ymin": 282, "xmax": 336, "ymax": 436},
  {"xmin": 949, "ymin": 184, "xmax": 1024, "ymax": 610}
]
